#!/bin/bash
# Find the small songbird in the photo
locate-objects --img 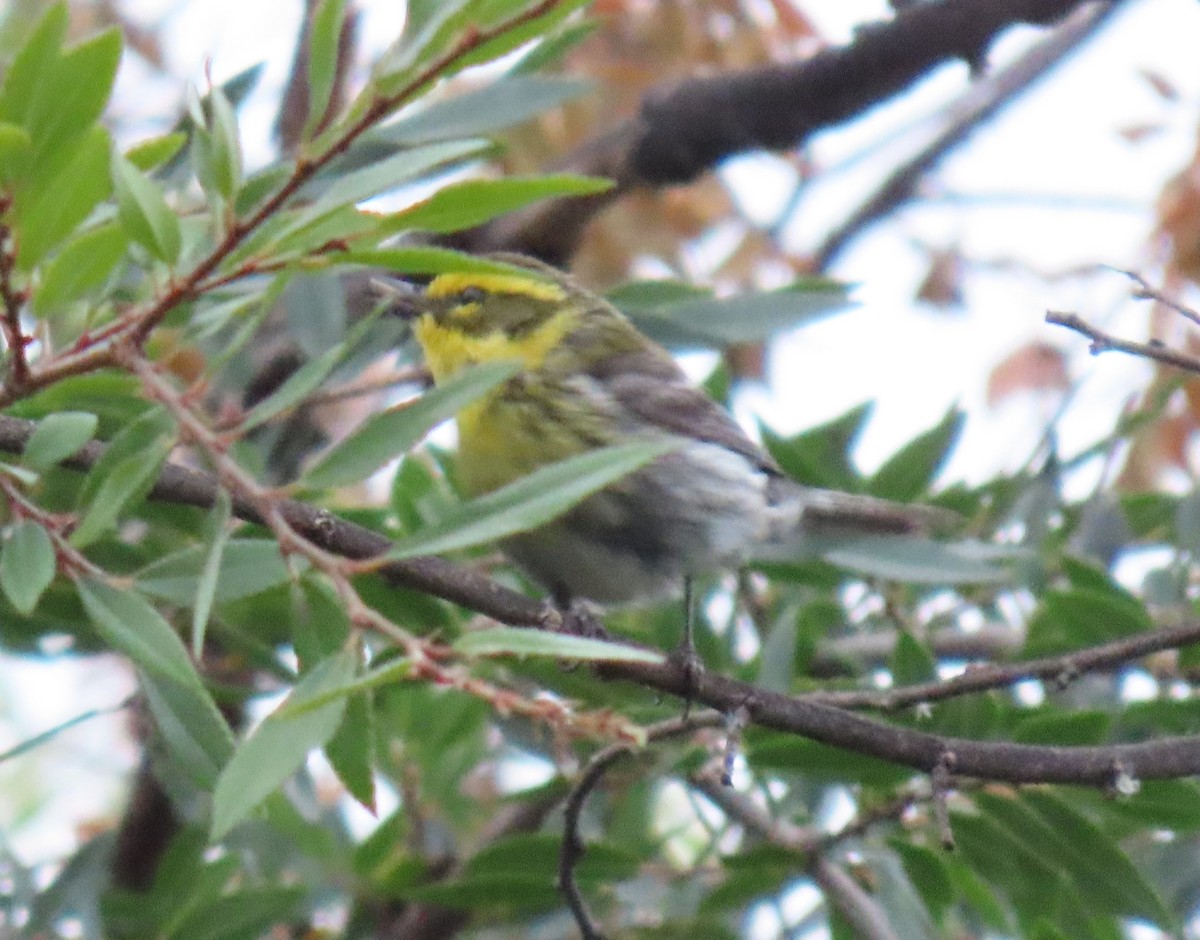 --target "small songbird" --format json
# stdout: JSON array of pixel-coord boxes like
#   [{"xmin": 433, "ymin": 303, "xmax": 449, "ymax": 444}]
[{"xmin": 404, "ymin": 254, "xmax": 948, "ymax": 655}]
